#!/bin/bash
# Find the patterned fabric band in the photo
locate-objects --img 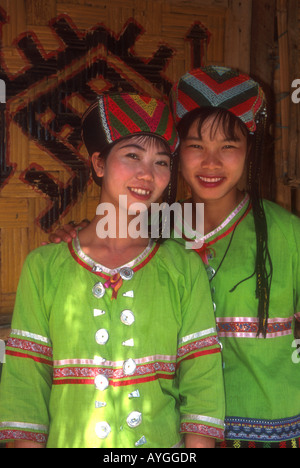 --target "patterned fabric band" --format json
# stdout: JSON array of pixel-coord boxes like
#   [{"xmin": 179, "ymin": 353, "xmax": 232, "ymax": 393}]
[
  {"xmin": 81, "ymin": 93, "xmax": 179, "ymax": 155},
  {"xmin": 170, "ymin": 66, "xmax": 266, "ymax": 132}
]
